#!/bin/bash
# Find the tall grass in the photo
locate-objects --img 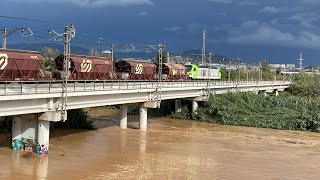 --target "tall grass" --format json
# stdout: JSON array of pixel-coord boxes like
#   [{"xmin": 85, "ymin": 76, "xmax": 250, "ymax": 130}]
[
  {"xmin": 288, "ymin": 73, "xmax": 320, "ymax": 97},
  {"xmin": 197, "ymin": 93, "xmax": 320, "ymax": 132}
]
